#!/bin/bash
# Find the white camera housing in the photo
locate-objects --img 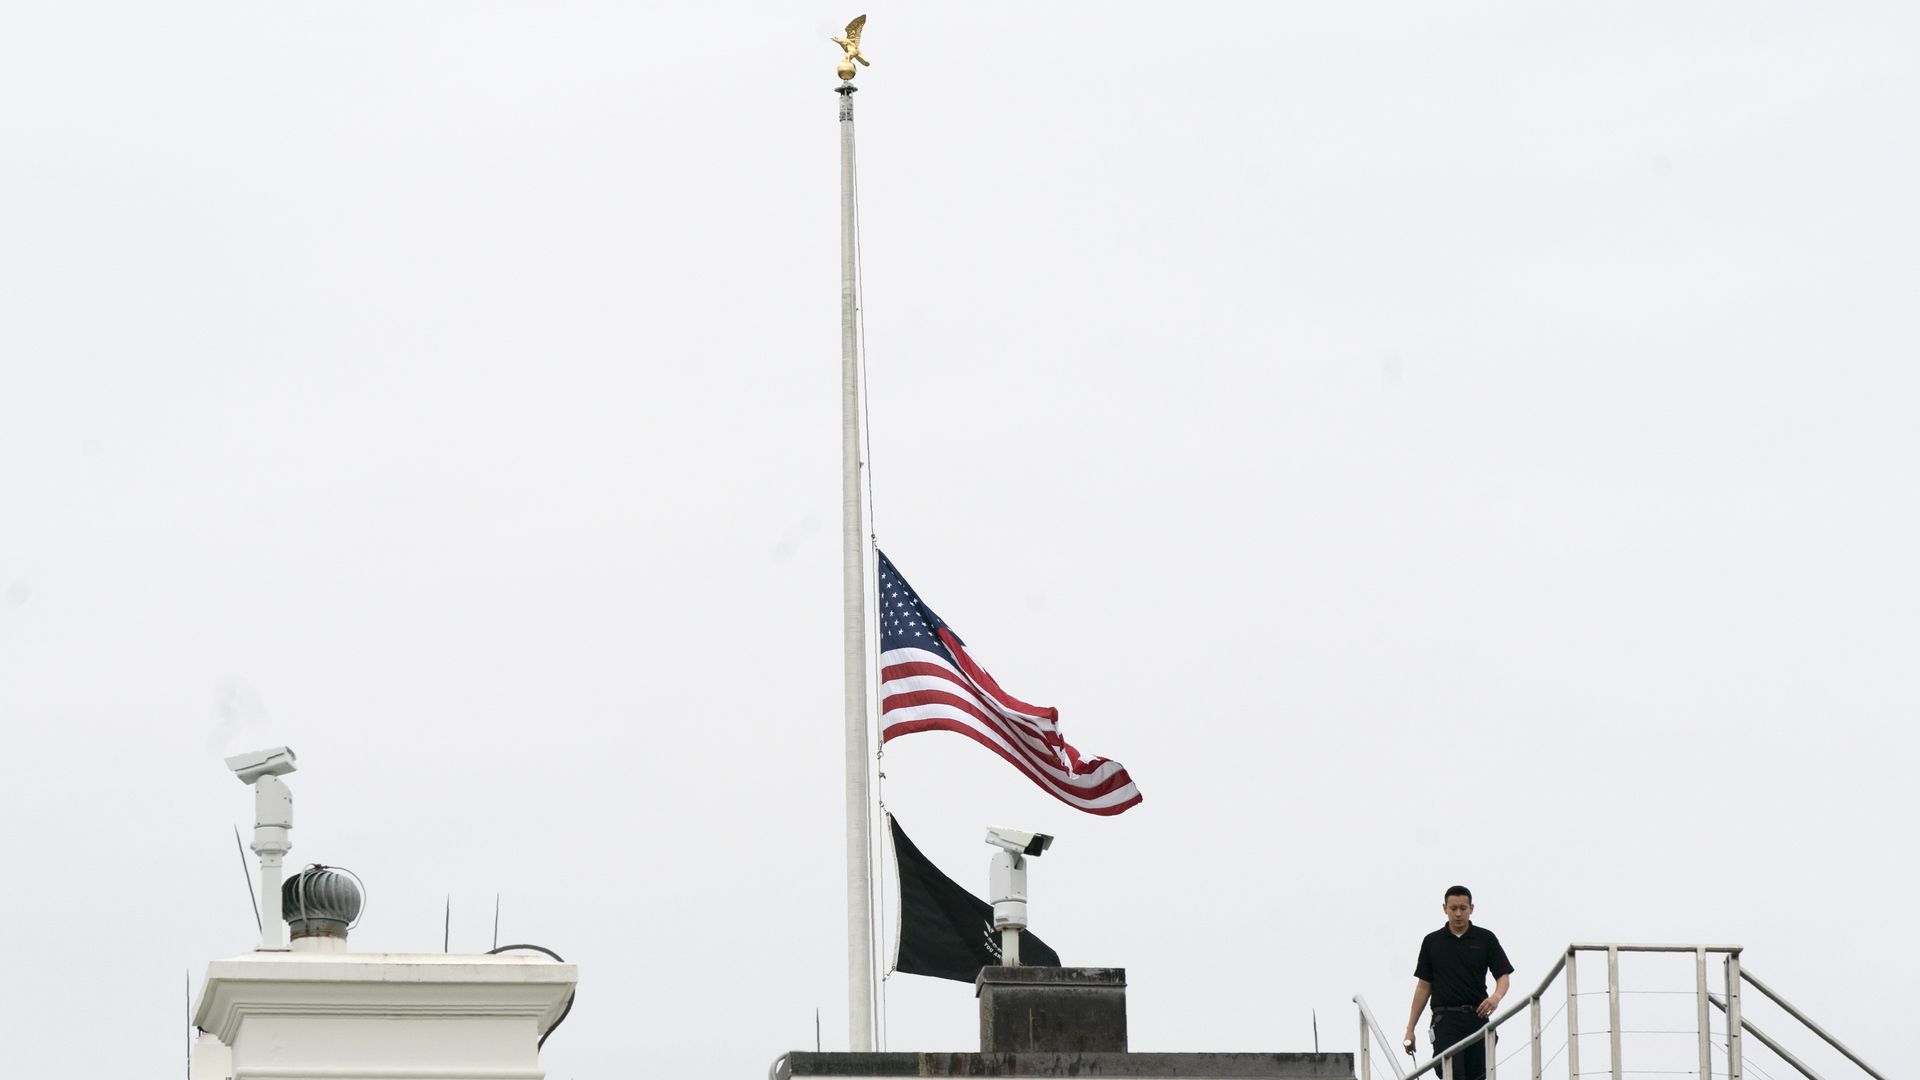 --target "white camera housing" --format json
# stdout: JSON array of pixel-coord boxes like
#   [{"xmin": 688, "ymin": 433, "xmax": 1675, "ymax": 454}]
[
  {"xmin": 985, "ymin": 826, "xmax": 1056, "ymax": 963},
  {"xmin": 225, "ymin": 746, "xmax": 299, "ymax": 951},
  {"xmin": 984, "ymin": 826, "xmax": 1052, "ymax": 856},
  {"xmin": 226, "ymin": 746, "xmax": 298, "ymax": 784}
]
